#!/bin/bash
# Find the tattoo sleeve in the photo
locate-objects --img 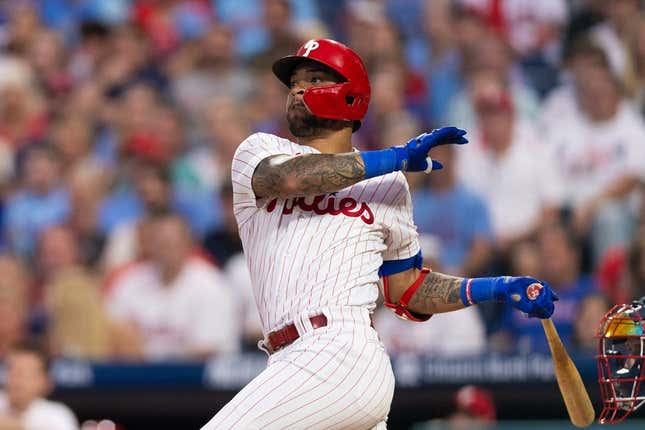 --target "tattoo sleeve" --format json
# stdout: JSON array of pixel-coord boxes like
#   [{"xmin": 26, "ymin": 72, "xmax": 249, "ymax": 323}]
[
  {"xmin": 252, "ymin": 153, "xmax": 366, "ymax": 198},
  {"xmin": 408, "ymin": 272, "xmax": 465, "ymax": 314}
]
